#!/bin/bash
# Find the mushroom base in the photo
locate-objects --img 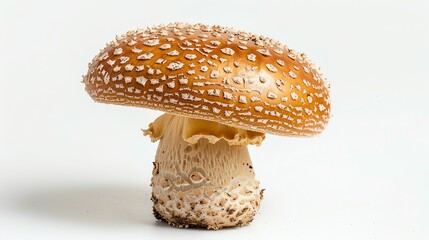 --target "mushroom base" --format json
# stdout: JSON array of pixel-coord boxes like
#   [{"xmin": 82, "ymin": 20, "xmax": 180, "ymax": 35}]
[
  {"xmin": 152, "ymin": 175, "xmax": 262, "ymax": 229},
  {"xmin": 149, "ymin": 116, "xmax": 263, "ymax": 230}
]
